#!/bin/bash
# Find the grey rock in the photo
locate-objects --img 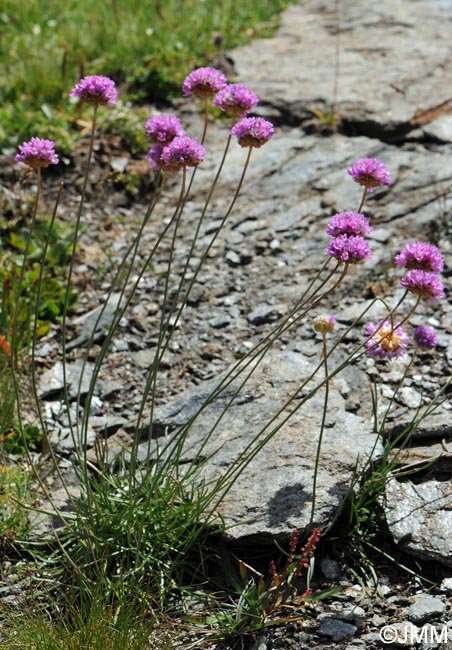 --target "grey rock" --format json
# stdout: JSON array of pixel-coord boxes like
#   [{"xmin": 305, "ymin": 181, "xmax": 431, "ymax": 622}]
[
  {"xmin": 381, "ymin": 621, "xmax": 419, "ymax": 646},
  {"xmin": 397, "ymin": 386, "xmax": 422, "ymax": 409},
  {"xmin": 318, "ymin": 618, "xmax": 357, "ymax": 641},
  {"xmin": 320, "ymin": 557, "xmax": 341, "ymax": 580},
  {"xmin": 407, "ymin": 594, "xmax": 447, "ymax": 624},
  {"xmin": 28, "ymin": 486, "xmax": 81, "ymax": 539},
  {"xmin": 337, "ymin": 606, "xmax": 366, "ymax": 627},
  {"xmin": 110, "ymin": 157, "xmax": 129, "ymax": 173},
  {"xmin": 67, "ymin": 293, "xmax": 122, "ymax": 350},
  {"xmin": 49, "ymin": 426, "xmax": 97, "ymax": 453},
  {"xmin": 422, "ymin": 116, "xmax": 452, "ymax": 143},
  {"xmin": 89, "ymin": 414, "xmax": 128, "ymax": 435},
  {"xmin": 385, "ymin": 475, "xmax": 452, "ymax": 566},
  {"xmin": 135, "ymin": 351, "xmax": 381, "ymax": 542},
  {"xmin": 231, "ymin": 0, "xmax": 452, "ymax": 135},
  {"xmin": 247, "ymin": 303, "xmax": 285, "ymax": 325},
  {"xmin": 209, "ymin": 314, "xmax": 232, "ymax": 329},
  {"xmin": 440, "ymin": 578, "xmax": 452, "ymax": 594},
  {"xmin": 38, "ymin": 361, "xmax": 95, "ymax": 400},
  {"xmin": 225, "ymin": 250, "xmax": 241, "ymax": 267},
  {"xmin": 384, "ymin": 410, "xmax": 452, "ymax": 441}
]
